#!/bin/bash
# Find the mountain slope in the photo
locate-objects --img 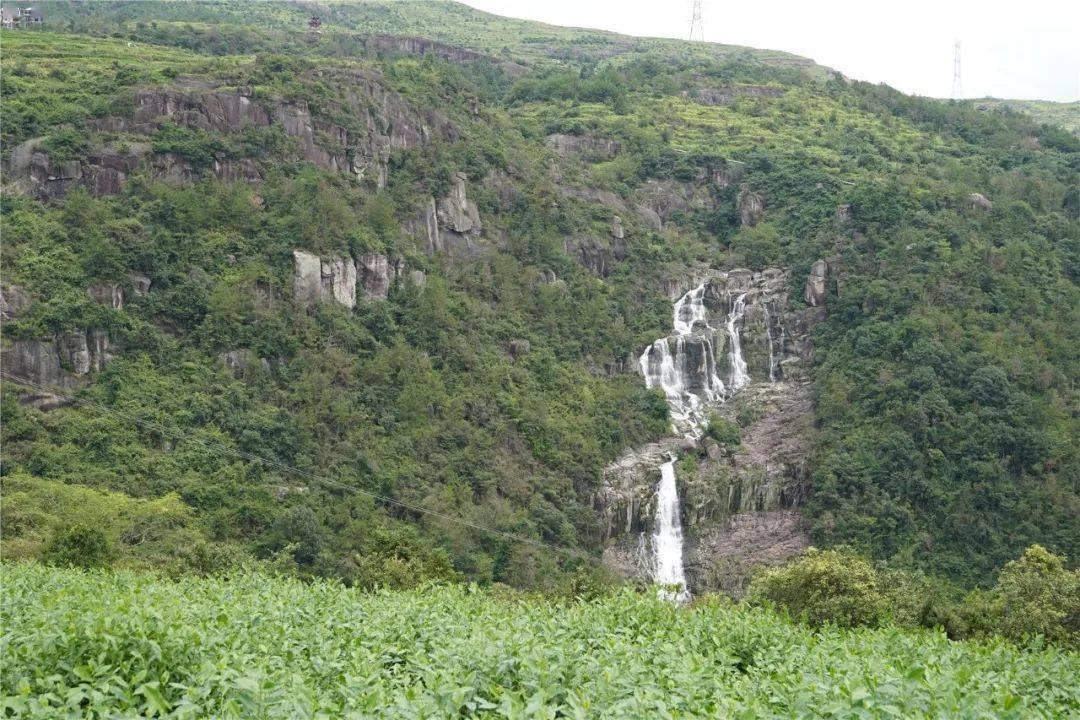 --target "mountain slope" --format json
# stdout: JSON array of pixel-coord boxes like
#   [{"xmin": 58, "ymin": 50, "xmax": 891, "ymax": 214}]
[
  {"xmin": 33, "ymin": 0, "xmax": 825, "ymax": 72},
  {"xmin": 1, "ymin": 3, "xmax": 1077, "ymax": 593},
  {"xmin": 971, "ymin": 98, "xmax": 1080, "ymax": 135}
]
